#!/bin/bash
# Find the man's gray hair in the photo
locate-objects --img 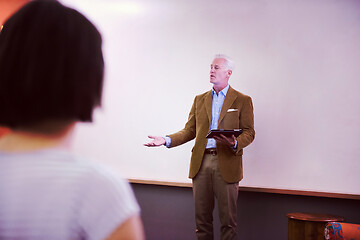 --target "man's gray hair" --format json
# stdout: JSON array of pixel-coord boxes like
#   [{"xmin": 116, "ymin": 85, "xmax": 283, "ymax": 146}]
[{"xmin": 214, "ymin": 54, "xmax": 234, "ymax": 71}]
